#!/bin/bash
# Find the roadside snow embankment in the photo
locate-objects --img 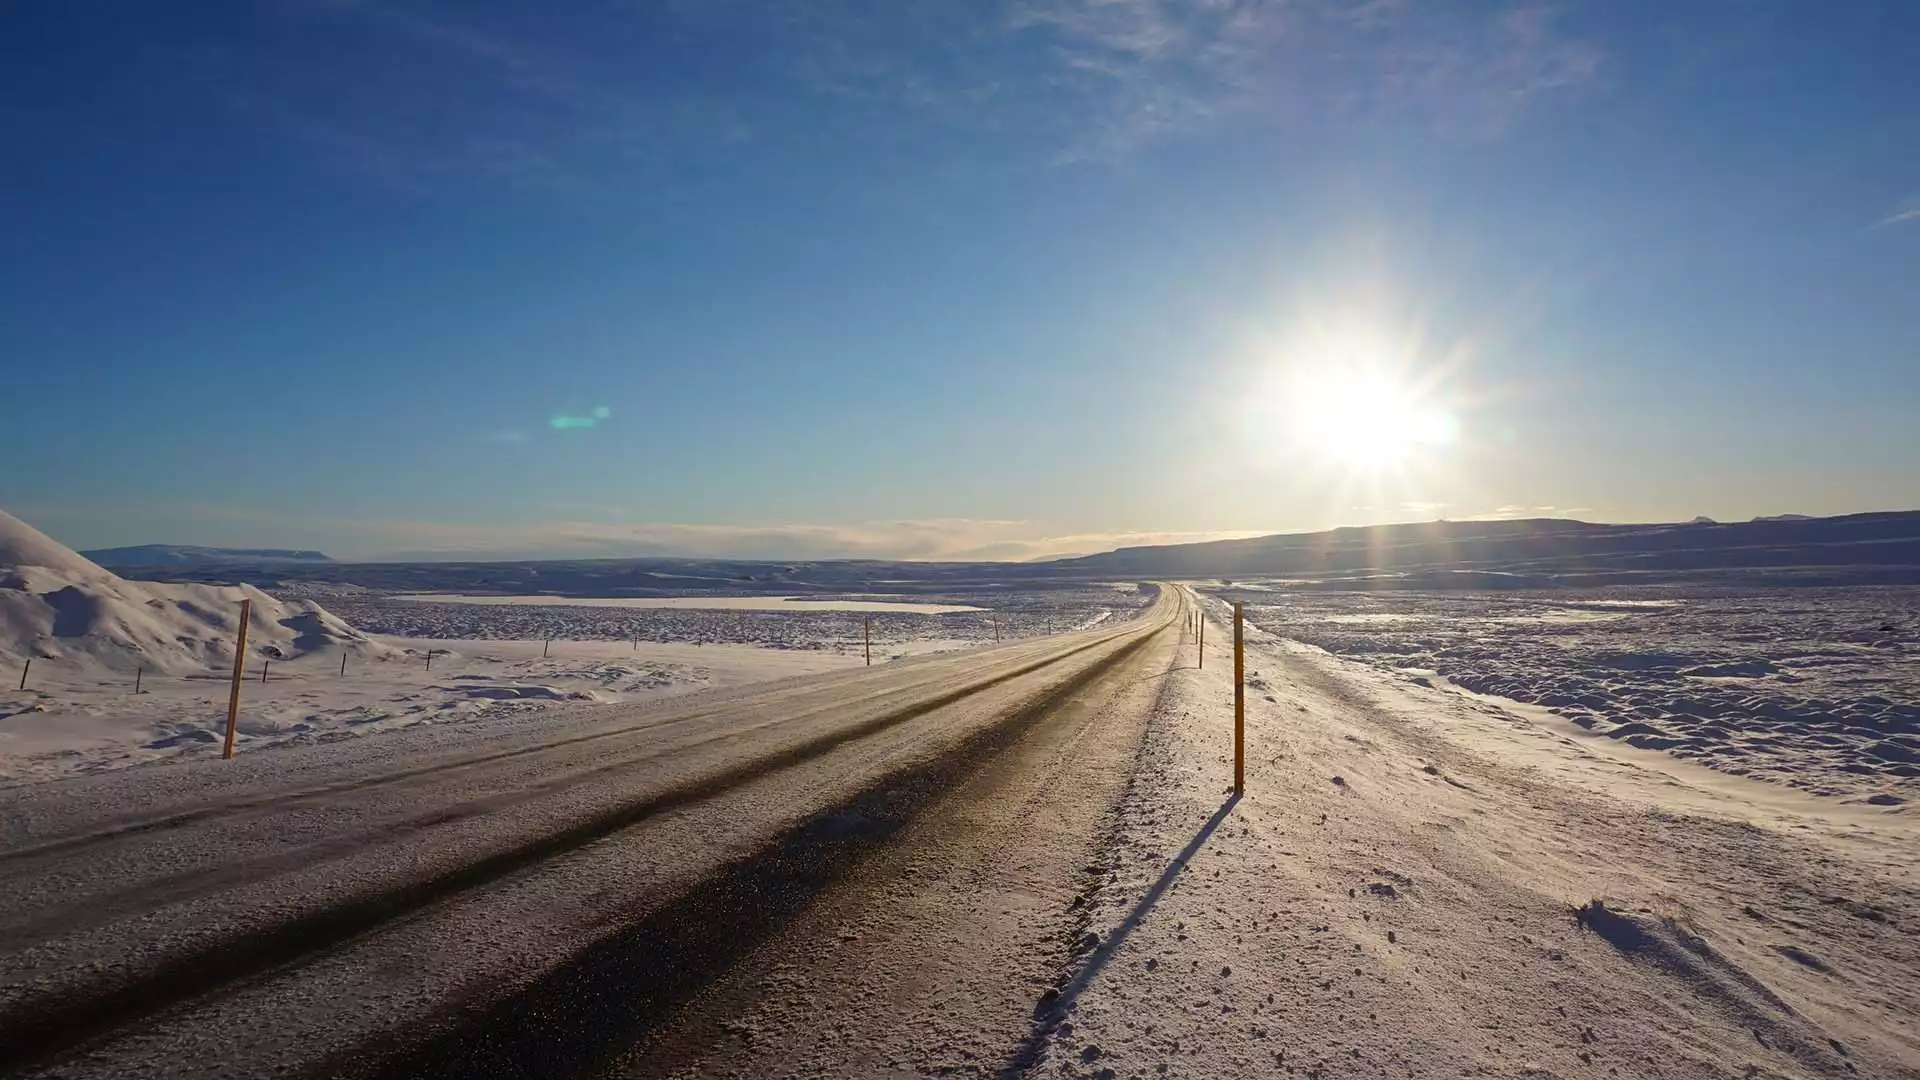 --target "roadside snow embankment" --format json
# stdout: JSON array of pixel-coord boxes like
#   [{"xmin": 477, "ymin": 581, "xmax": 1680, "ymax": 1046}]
[{"xmin": 1022, "ymin": 604, "xmax": 1917, "ymax": 1079}]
